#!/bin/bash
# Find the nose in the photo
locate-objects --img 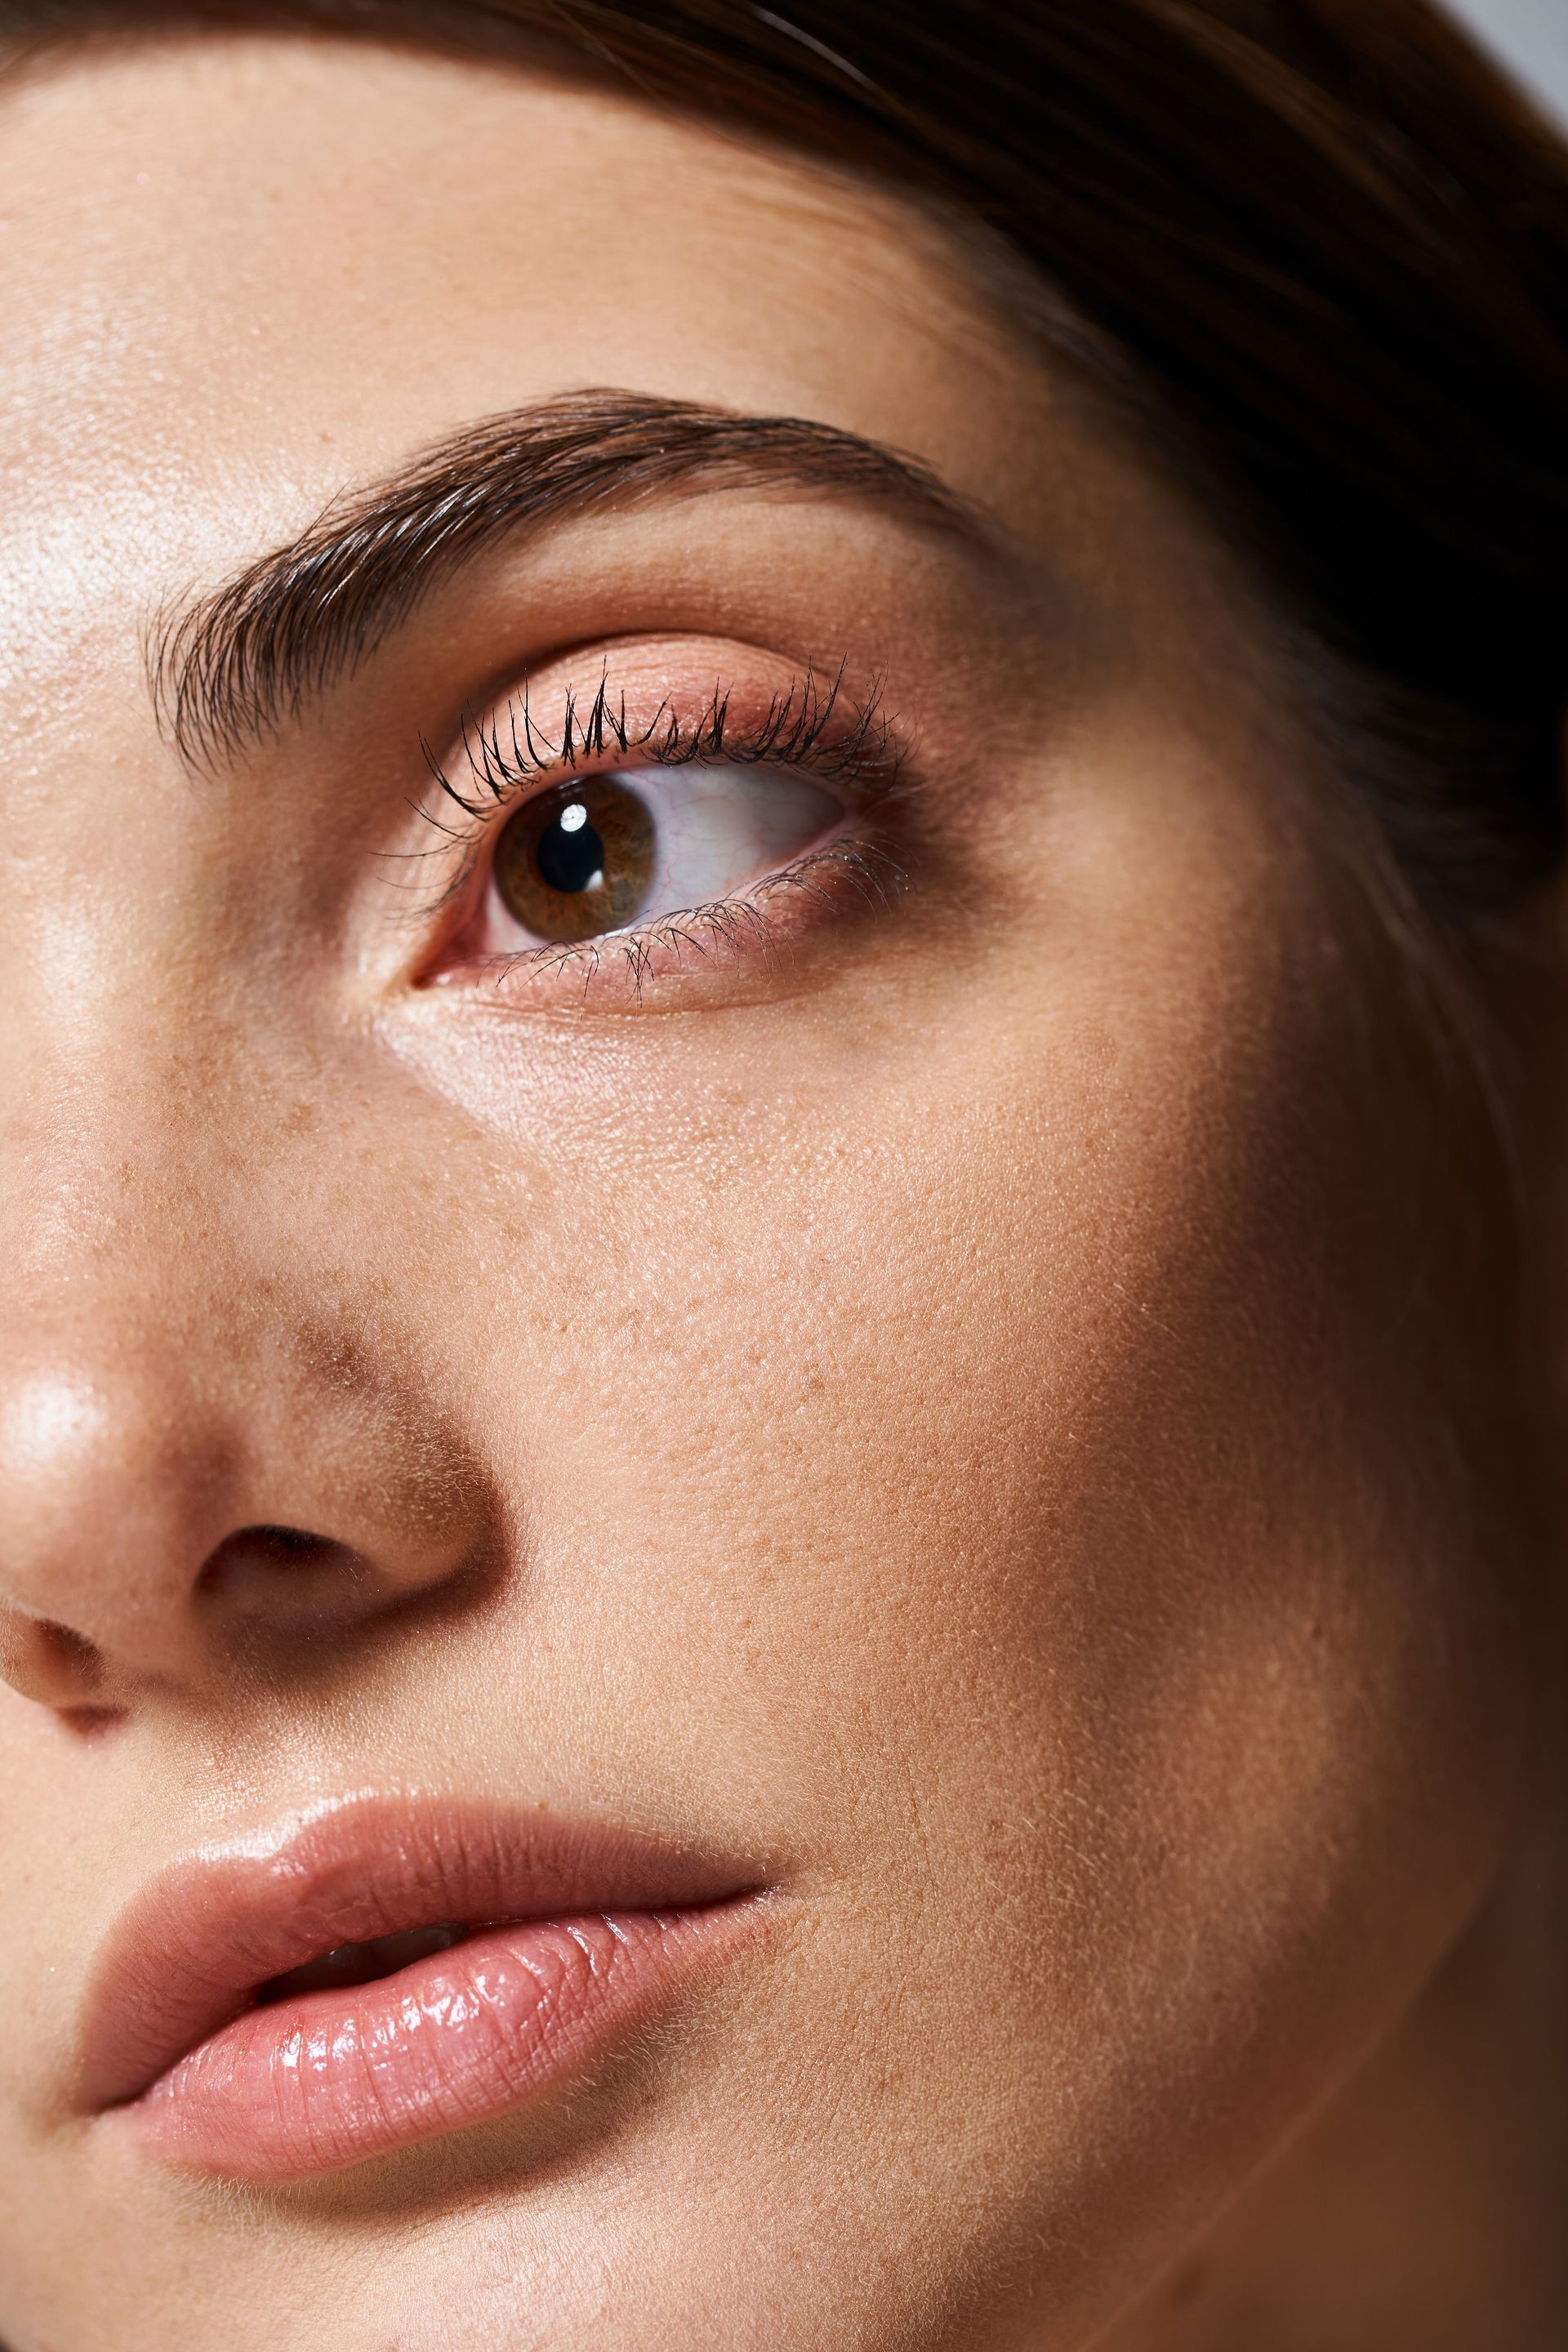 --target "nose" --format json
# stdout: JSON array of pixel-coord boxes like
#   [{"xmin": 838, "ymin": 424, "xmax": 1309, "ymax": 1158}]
[
  {"xmin": 0, "ymin": 1343, "xmax": 494, "ymax": 1713},
  {"xmin": 0, "ymin": 1089, "xmax": 497, "ymax": 1718}
]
